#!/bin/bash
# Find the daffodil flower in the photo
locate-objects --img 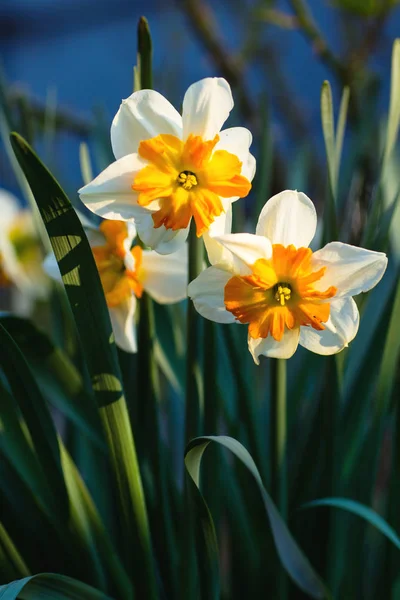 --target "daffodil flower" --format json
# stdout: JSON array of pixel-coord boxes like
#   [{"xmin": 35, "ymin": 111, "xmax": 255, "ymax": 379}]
[
  {"xmin": 188, "ymin": 190, "xmax": 388, "ymax": 362},
  {"xmin": 45, "ymin": 219, "xmax": 188, "ymax": 353},
  {"xmin": 78, "ymin": 78, "xmax": 255, "ymax": 255},
  {"xmin": 0, "ymin": 189, "xmax": 49, "ymax": 315}
]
